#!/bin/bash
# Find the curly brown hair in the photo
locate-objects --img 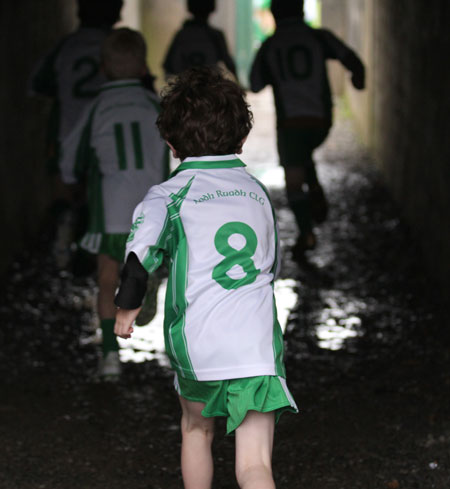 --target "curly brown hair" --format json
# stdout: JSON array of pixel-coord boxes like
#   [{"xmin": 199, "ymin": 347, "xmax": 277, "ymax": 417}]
[{"xmin": 156, "ymin": 67, "xmax": 253, "ymax": 161}]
